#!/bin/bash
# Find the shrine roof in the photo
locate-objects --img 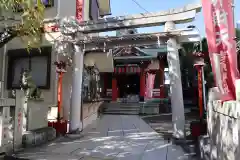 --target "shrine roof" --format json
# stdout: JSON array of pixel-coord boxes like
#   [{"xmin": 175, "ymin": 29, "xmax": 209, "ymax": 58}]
[
  {"xmin": 113, "ymin": 45, "xmax": 167, "ymax": 60},
  {"xmin": 137, "ymin": 46, "xmax": 167, "ymax": 57}
]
